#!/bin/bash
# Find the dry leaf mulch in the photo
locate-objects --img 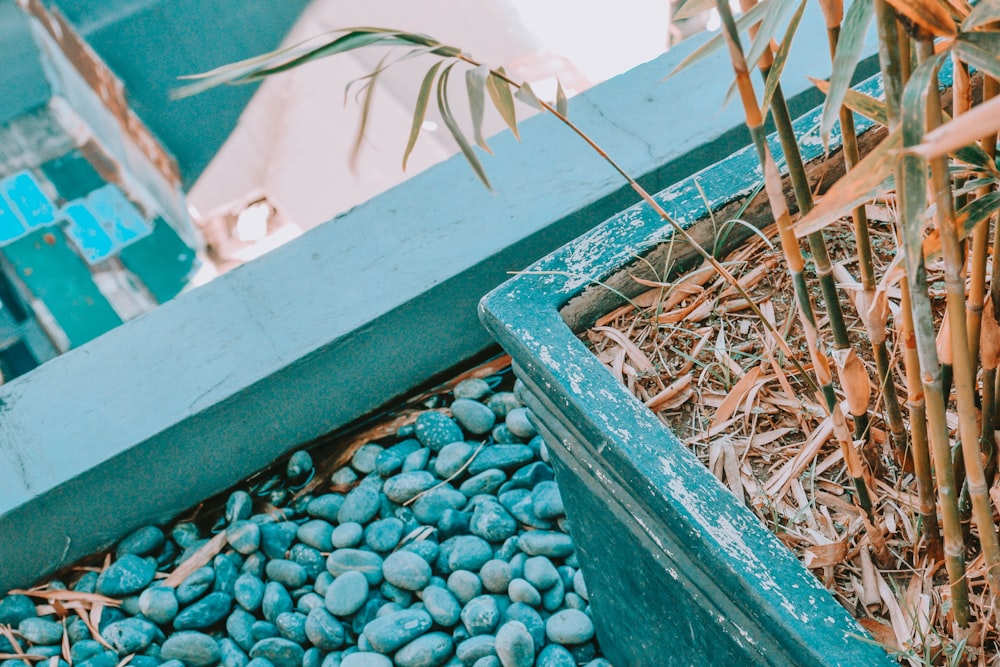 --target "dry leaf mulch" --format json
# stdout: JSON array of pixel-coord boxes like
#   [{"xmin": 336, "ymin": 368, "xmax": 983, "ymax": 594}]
[{"xmin": 585, "ymin": 210, "xmax": 1000, "ymax": 666}]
